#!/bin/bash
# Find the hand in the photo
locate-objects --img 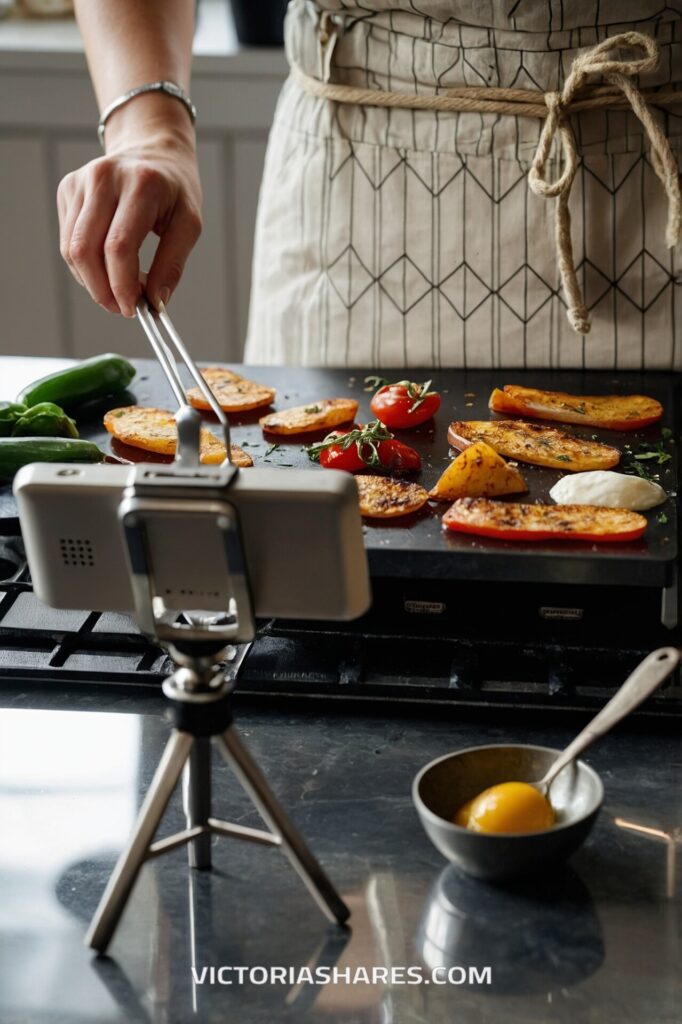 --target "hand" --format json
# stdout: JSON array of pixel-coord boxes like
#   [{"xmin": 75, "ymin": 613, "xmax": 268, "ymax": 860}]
[{"xmin": 57, "ymin": 127, "xmax": 202, "ymax": 317}]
